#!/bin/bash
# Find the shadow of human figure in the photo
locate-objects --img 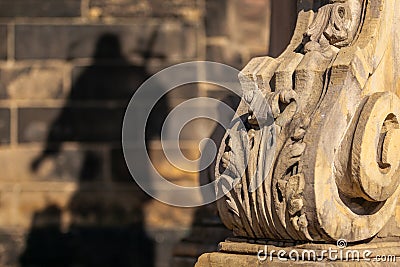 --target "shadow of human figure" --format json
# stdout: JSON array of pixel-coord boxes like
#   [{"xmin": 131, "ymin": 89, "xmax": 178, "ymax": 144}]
[{"xmin": 20, "ymin": 33, "xmax": 168, "ymax": 267}]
